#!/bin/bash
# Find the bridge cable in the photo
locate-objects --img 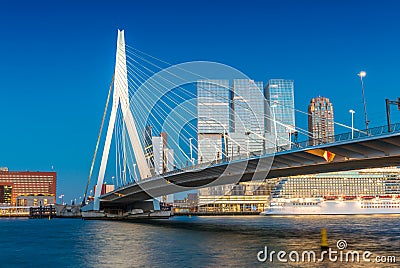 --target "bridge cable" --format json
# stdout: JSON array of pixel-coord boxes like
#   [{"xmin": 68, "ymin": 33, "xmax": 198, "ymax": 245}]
[
  {"xmin": 127, "ymin": 45, "xmax": 361, "ymax": 136},
  {"xmin": 82, "ymin": 74, "xmax": 115, "ymax": 205}
]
